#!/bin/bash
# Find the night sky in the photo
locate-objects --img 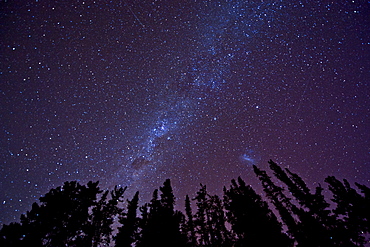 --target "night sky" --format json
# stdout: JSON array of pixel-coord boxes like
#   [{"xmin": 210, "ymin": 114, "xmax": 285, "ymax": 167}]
[{"xmin": 1, "ymin": 0, "xmax": 369, "ymax": 225}]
